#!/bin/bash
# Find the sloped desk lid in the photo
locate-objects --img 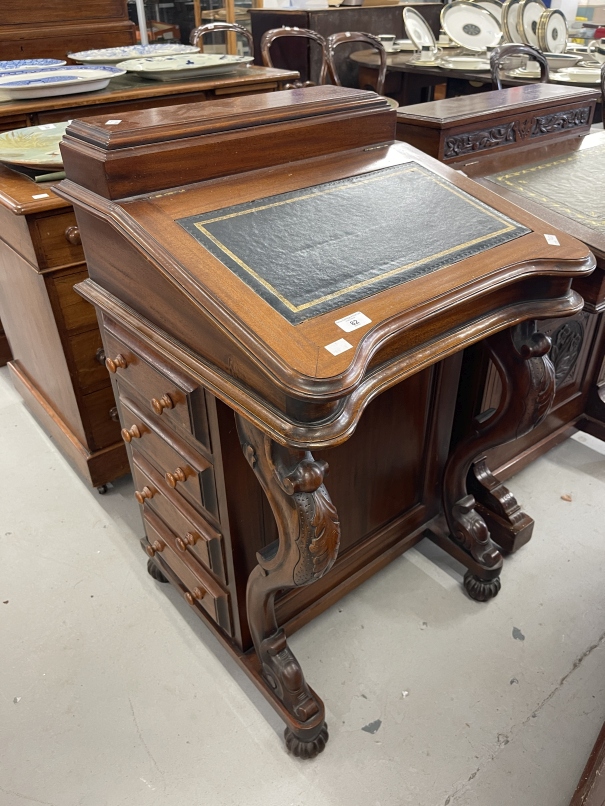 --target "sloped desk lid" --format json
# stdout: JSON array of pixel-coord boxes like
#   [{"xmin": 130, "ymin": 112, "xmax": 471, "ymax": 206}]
[{"xmin": 178, "ymin": 162, "xmax": 529, "ymax": 325}]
